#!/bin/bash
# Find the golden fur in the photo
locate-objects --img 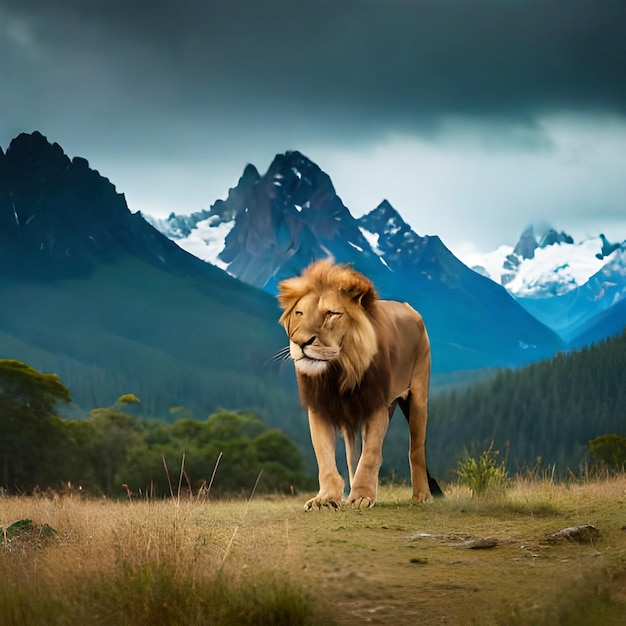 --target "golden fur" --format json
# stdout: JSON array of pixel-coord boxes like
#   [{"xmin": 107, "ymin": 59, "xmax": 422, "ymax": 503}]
[{"xmin": 278, "ymin": 260, "xmax": 435, "ymax": 509}]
